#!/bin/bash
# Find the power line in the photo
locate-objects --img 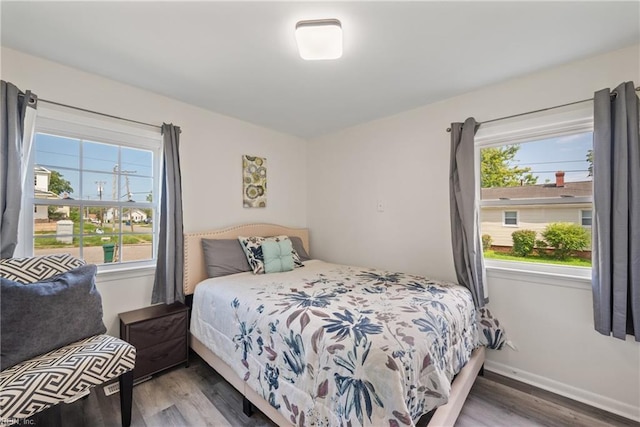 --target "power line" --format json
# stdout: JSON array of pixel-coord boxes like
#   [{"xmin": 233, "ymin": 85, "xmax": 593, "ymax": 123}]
[
  {"xmin": 527, "ymin": 169, "xmax": 589, "ymax": 173},
  {"xmin": 515, "ymin": 160, "xmax": 586, "ymax": 166},
  {"xmin": 36, "ymin": 149, "xmax": 152, "ymax": 169}
]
